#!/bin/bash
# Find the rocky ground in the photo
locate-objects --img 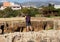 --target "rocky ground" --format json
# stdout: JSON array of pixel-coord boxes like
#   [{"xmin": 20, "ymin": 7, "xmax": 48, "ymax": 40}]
[{"xmin": 0, "ymin": 30, "xmax": 60, "ymax": 42}]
